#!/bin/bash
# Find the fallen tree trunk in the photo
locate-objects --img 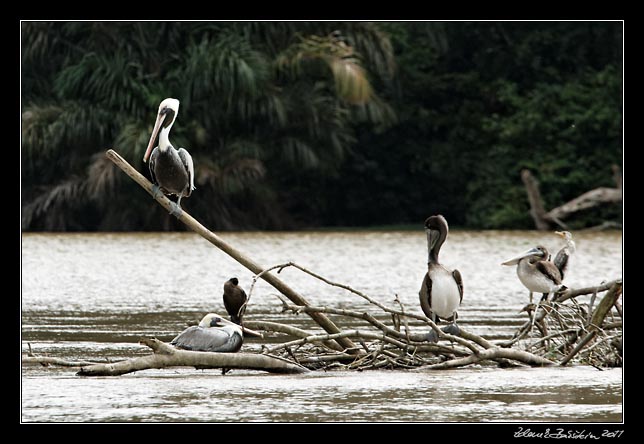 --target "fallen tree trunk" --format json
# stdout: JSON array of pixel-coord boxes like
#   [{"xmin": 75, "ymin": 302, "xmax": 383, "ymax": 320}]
[
  {"xmin": 76, "ymin": 338, "xmax": 308, "ymax": 376},
  {"xmin": 521, "ymin": 167, "xmax": 622, "ymax": 230}
]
